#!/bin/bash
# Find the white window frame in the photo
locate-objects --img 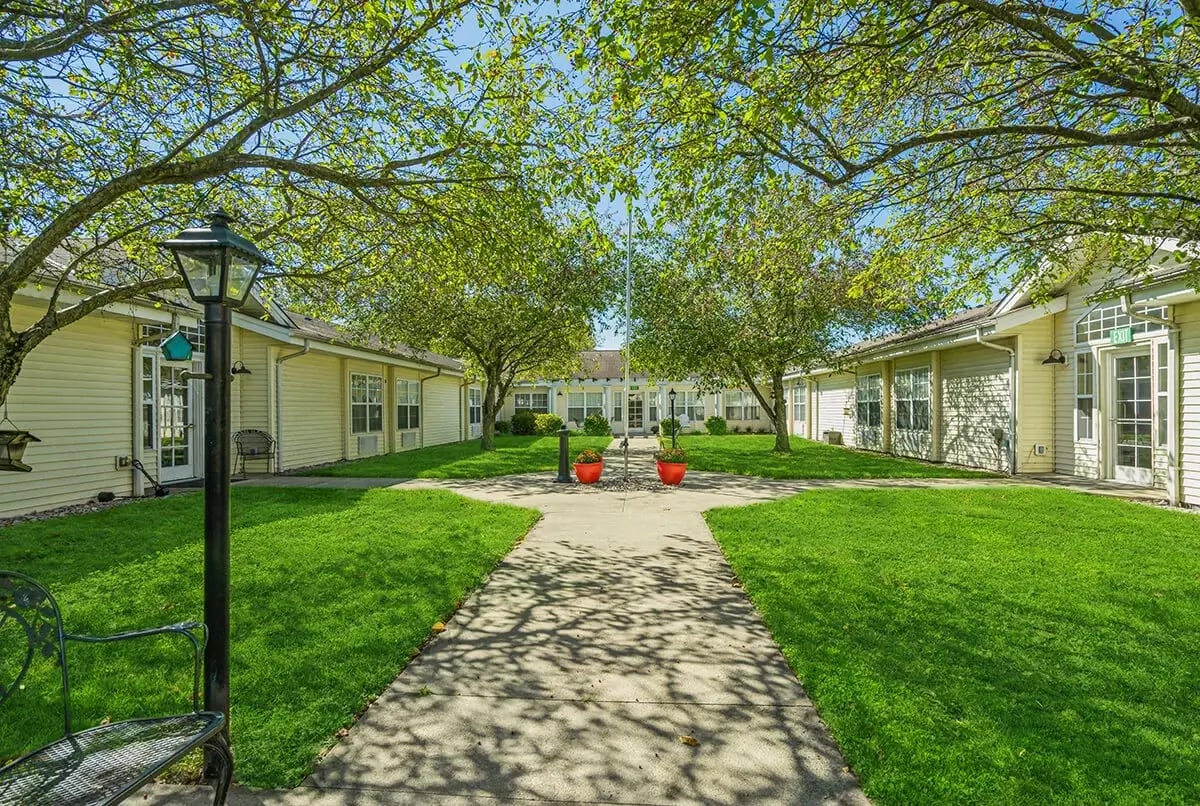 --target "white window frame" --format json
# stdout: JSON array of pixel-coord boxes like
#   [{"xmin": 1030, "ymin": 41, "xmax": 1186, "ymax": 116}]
[
  {"xmin": 724, "ymin": 390, "xmax": 760, "ymax": 421},
  {"xmin": 676, "ymin": 391, "xmax": 705, "ymax": 422},
  {"xmin": 856, "ymin": 374, "xmax": 882, "ymax": 428},
  {"xmin": 1075, "ymin": 301, "xmax": 1168, "ymax": 344},
  {"xmin": 567, "ymin": 391, "xmax": 604, "ymax": 425},
  {"xmin": 514, "ymin": 391, "xmax": 549, "ymax": 414},
  {"xmin": 396, "ymin": 379, "xmax": 420, "ymax": 431},
  {"xmin": 1156, "ymin": 341, "xmax": 1168, "ymax": 448},
  {"xmin": 1075, "ymin": 351, "xmax": 1095, "ymax": 442},
  {"xmin": 468, "ymin": 388, "xmax": 483, "ymax": 426},
  {"xmin": 351, "ymin": 373, "xmax": 384, "ymax": 434},
  {"xmin": 791, "ymin": 385, "xmax": 806, "ymax": 424},
  {"xmin": 894, "ymin": 367, "xmax": 931, "ymax": 432}
]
